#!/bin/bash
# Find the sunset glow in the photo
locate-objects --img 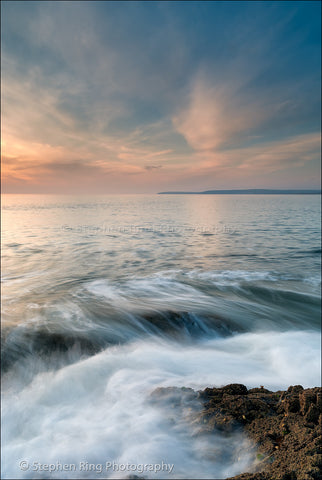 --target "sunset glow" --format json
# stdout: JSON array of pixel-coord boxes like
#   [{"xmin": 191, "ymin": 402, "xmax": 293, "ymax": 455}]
[{"xmin": 1, "ymin": 1, "xmax": 321, "ymax": 193}]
